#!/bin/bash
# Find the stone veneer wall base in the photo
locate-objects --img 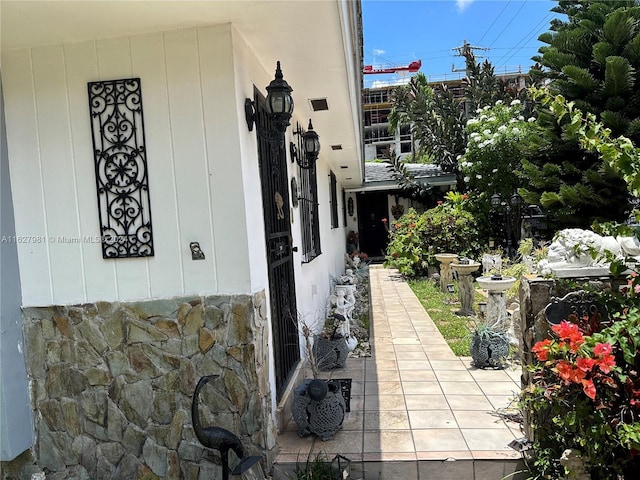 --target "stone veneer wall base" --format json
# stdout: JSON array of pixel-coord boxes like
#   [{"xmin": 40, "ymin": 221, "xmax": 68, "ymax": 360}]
[{"xmin": 21, "ymin": 291, "xmax": 275, "ymax": 479}]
